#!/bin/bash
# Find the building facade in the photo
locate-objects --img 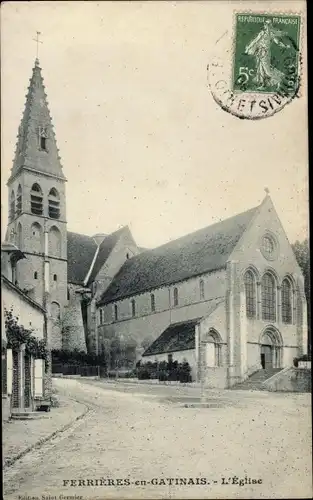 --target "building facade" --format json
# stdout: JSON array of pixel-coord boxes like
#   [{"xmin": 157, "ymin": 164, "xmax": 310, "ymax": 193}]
[{"xmin": 2, "ymin": 242, "xmax": 50, "ymax": 420}]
